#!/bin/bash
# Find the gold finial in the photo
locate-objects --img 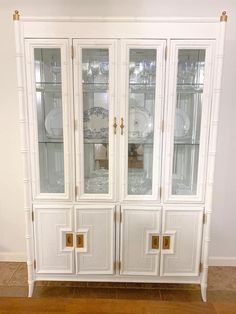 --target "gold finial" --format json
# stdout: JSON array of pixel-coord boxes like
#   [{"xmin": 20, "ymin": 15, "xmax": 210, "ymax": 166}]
[
  {"xmin": 220, "ymin": 11, "xmax": 228, "ymax": 22},
  {"xmin": 13, "ymin": 10, "xmax": 20, "ymax": 21}
]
